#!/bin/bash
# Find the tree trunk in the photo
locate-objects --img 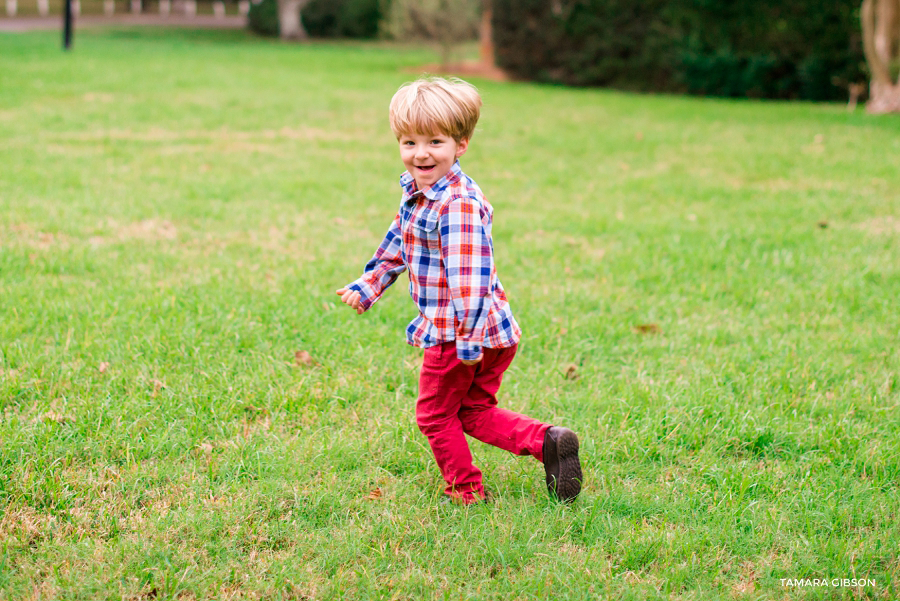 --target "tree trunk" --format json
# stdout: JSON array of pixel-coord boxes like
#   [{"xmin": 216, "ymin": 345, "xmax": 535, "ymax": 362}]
[
  {"xmin": 873, "ymin": 0, "xmax": 900, "ymax": 63},
  {"xmin": 439, "ymin": 41, "xmax": 453, "ymax": 71},
  {"xmin": 862, "ymin": 0, "xmax": 900, "ymax": 113},
  {"xmin": 277, "ymin": 0, "xmax": 308, "ymax": 40},
  {"xmin": 479, "ymin": 0, "xmax": 493, "ymax": 66},
  {"xmin": 868, "ymin": 82, "xmax": 900, "ymax": 112}
]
